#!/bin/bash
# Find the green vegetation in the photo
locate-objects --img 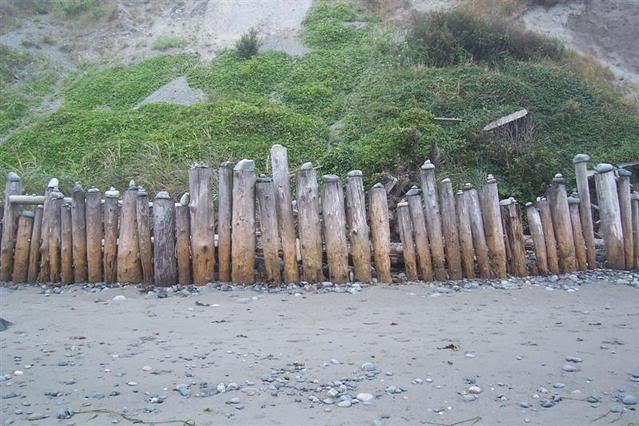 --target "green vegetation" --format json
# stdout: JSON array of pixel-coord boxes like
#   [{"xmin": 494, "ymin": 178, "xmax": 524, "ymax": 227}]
[
  {"xmin": 152, "ymin": 35, "xmax": 187, "ymax": 51},
  {"xmin": 1, "ymin": 1, "xmax": 637, "ymax": 201},
  {"xmin": 235, "ymin": 28, "xmax": 261, "ymax": 59}
]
